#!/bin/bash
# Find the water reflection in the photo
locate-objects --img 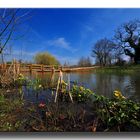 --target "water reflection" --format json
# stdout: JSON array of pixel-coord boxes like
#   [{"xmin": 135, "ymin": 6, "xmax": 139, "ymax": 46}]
[{"xmin": 24, "ymin": 71, "xmax": 140, "ymax": 101}]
